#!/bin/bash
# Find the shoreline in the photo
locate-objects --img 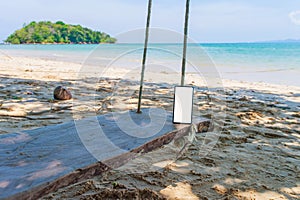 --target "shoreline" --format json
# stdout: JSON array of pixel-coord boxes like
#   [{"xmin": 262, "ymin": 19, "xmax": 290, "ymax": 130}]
[
  {"xmin": 1, "ymin": 44, "xmax": 300, "ymax": 87},
  {"xmin": 1, "ymin": 54, "xmax": 299, "ymax": 87}
]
